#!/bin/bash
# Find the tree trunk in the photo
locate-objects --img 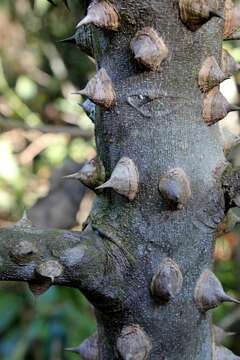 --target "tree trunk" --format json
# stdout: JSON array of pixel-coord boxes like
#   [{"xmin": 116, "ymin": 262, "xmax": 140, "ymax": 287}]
[{"xmin": 1, "ymin": 0, "xmax": 240, "ymax": 359}]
